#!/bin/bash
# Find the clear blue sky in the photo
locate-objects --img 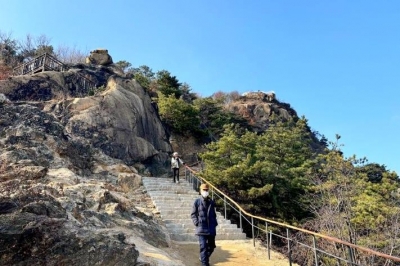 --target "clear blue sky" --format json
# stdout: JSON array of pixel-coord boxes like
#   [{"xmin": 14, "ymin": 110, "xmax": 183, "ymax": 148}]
[{"xmin": 1, "ymin": 0, "xmax": 399, "ymax": 174}]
